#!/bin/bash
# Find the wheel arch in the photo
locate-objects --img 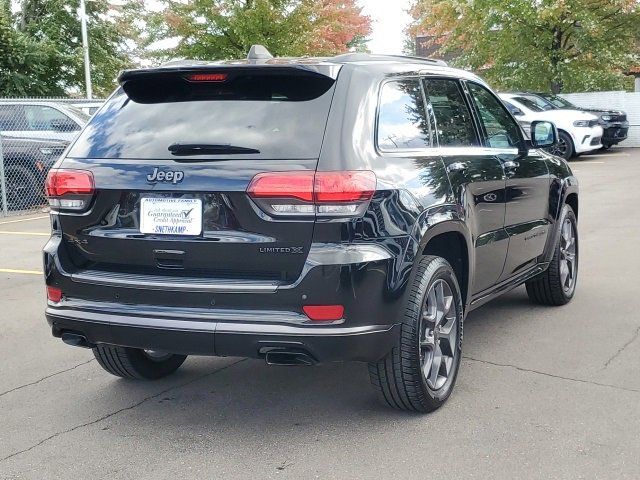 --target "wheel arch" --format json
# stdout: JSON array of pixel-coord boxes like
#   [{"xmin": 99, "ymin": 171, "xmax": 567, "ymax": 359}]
[
  {"xmin": 542, "ymin": 178, "xmax": 579, "ymax": 263},
  {"xmin": 557, "ymin": 127, "xmax": 574, "ymax": 144},
  {"xmin": 556, "ymin": 128, "xmax": 576, "ymax": 154},
  {"xmin": 565, "ymin": 192, "xmax": 578, "ymax": 219},
  {"xmin": 418, "ymin": 219, "xmax": 473, "ymax": 308}
]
